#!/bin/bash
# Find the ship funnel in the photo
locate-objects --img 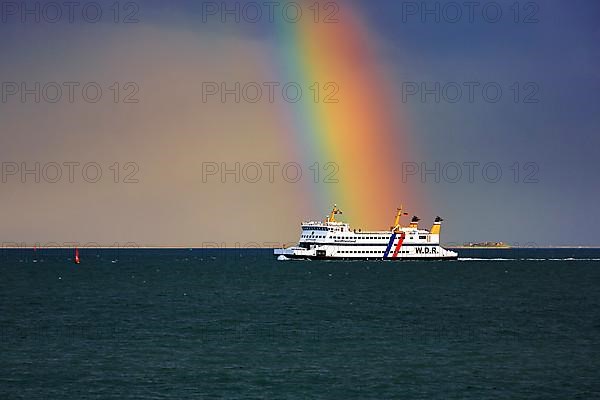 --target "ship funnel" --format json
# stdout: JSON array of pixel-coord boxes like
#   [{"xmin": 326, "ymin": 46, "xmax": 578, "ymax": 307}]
[
  {"xmin": 408, "ymin": 215, "xmax": 420, "ymax": 229},
  {"xmin": 430, "ymin": 216, "xmax": 443, "ymax": 235}
]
